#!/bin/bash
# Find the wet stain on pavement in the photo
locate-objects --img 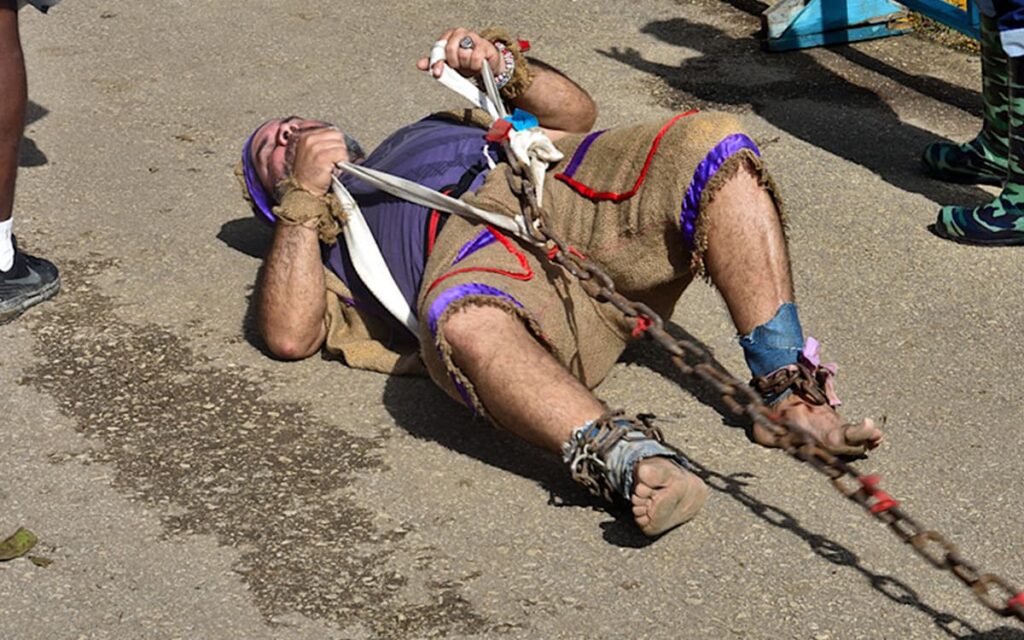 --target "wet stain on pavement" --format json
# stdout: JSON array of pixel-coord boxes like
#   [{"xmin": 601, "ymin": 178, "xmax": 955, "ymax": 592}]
[{"xmin": 20, "ymin": 258, "xmax": 492, "ymax": 638}]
